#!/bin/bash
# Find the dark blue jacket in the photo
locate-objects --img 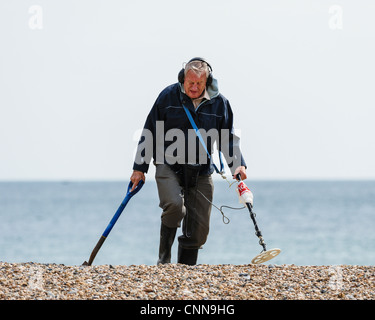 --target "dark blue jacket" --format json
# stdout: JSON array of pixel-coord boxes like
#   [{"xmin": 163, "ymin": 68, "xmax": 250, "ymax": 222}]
[{"xmin": 133, "ymin": 79, "xmax": 246, "ymax": 176}]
